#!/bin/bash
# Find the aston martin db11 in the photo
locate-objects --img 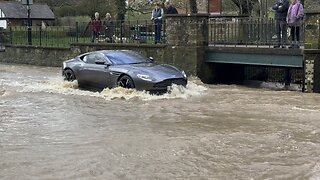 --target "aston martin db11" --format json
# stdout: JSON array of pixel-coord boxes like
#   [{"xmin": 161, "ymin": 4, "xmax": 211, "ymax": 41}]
[{"xmin": 62, "ymin": 50, "xmax": 187, "ymax": 92}]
